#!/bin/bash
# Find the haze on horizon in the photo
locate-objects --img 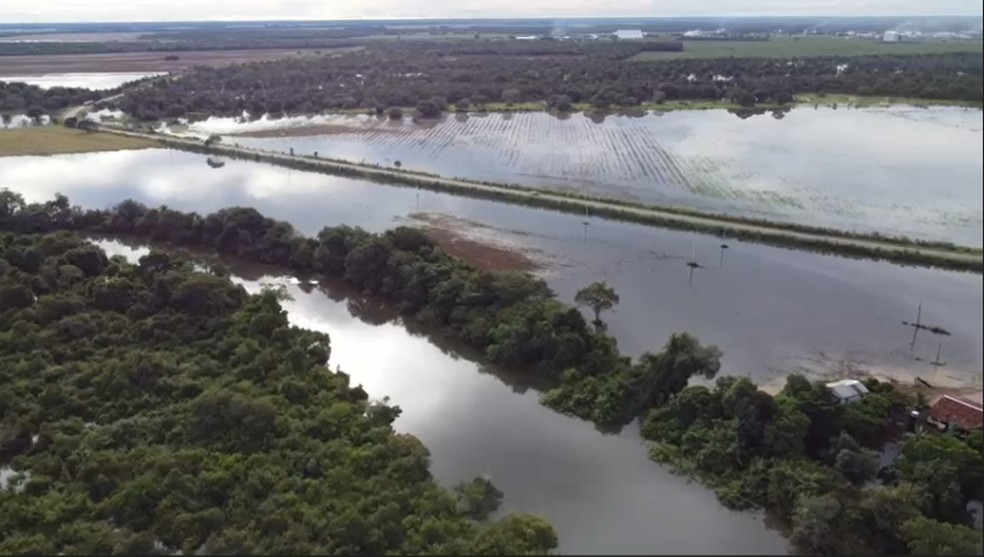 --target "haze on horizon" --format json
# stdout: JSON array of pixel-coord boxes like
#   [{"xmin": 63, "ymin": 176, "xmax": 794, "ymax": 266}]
[{"xmin": 2, "ymin": 0, "xmax": 982, "ymax": 24}]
